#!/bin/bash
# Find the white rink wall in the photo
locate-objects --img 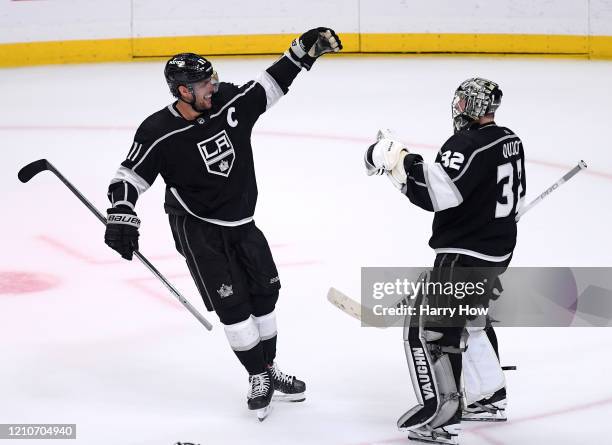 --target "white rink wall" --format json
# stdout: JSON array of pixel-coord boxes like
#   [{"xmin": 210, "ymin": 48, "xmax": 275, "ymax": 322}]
[
  {"xmin": 2, "ymin": 0, "xmax": 612, "ymax": 43},
  {"xmin": 1, "ymin": 0, "xmax": 612, "ymax": 61},
  {"xmin": 131, "ymin": 0, "xmax": 359, "ymax": 39},
  {"xmin": 0, "ymin": 0, "xmax": 359, "ymax": 43}
]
